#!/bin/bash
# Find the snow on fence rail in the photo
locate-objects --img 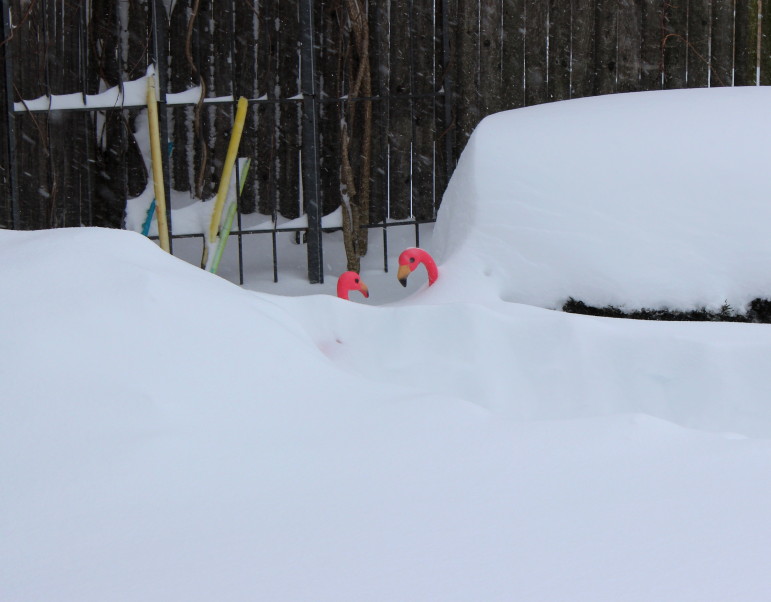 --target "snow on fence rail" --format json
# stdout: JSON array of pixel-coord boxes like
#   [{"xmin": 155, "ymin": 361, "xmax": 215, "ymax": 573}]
[{"xmin": 1, "ymin": 0, "xmax": 769, "ymax": 283}]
